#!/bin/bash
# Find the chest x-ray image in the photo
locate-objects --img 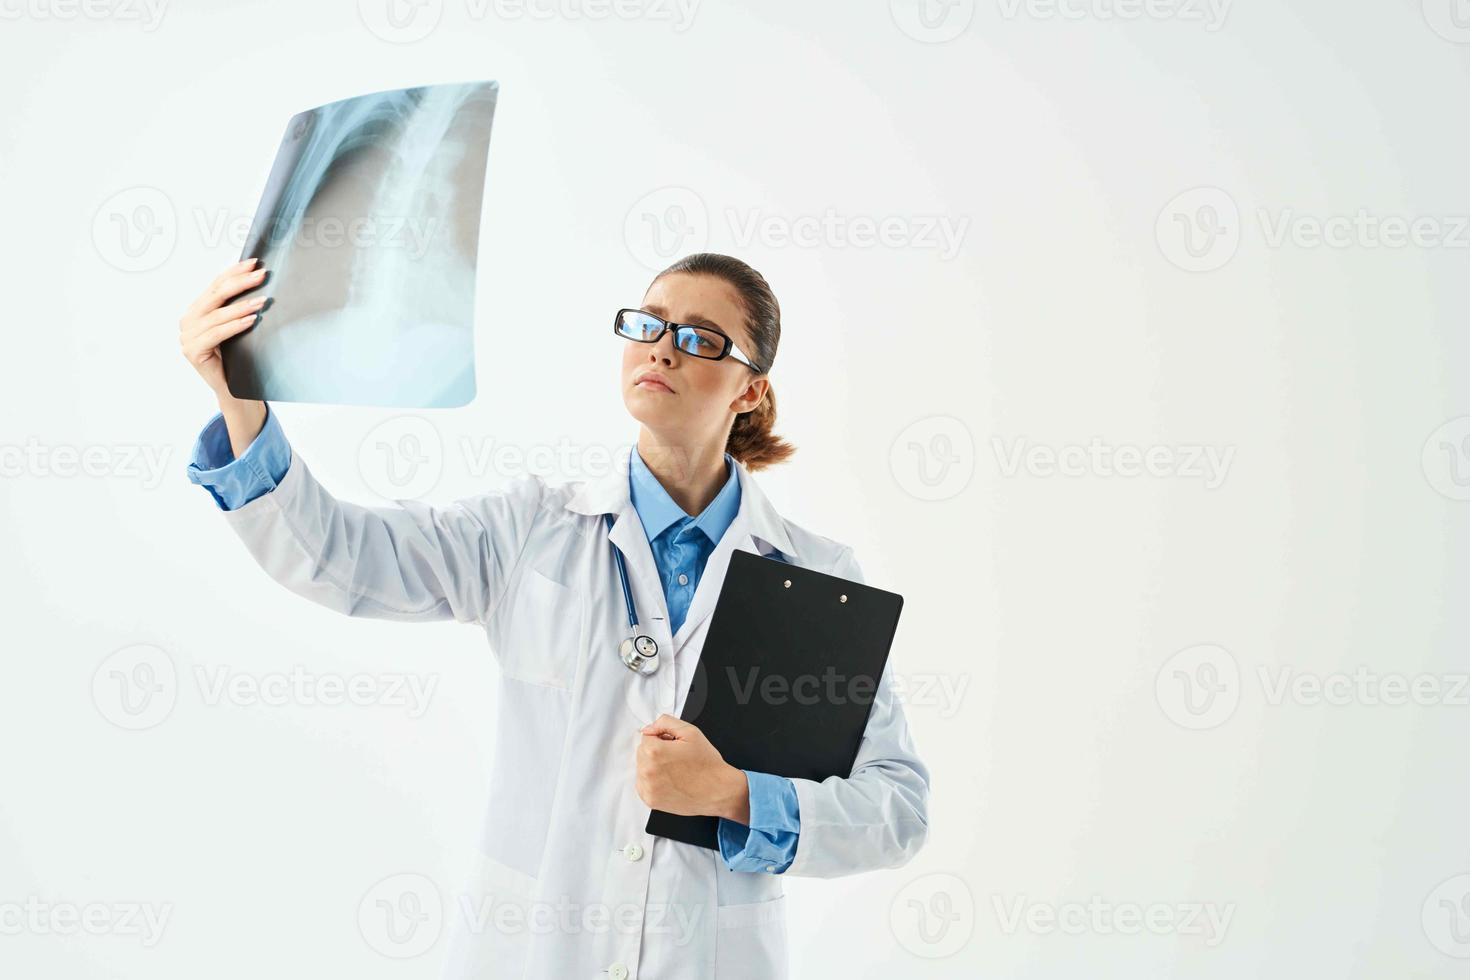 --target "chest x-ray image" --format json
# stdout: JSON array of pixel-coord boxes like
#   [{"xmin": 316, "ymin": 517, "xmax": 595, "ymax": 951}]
[{"xmin": 221, "ymin": 80, "xmax": 498, "ymax": 408}]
